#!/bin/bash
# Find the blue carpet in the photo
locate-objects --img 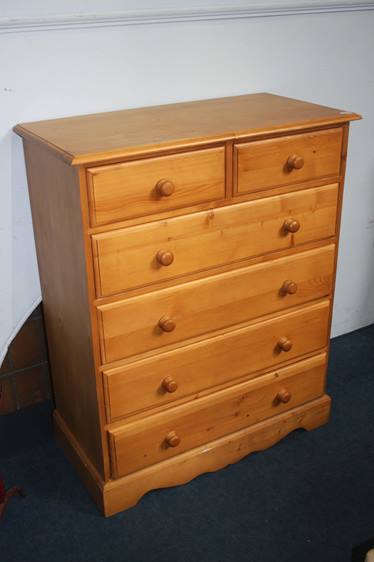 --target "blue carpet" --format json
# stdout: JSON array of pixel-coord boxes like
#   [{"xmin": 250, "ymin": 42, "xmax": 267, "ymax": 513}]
[{"xmin": 1, "ymin": 325, "xmax": 374, "ymax": 562}]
